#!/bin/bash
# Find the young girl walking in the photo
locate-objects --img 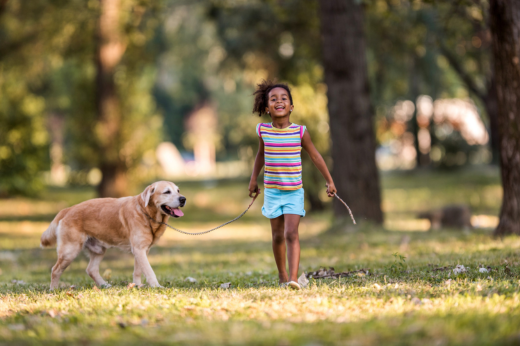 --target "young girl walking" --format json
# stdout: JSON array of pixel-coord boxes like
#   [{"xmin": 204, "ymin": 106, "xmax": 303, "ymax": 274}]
[{"xmin": 248, "ymin": 80, "xmax": 337, "ymax": 290}]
